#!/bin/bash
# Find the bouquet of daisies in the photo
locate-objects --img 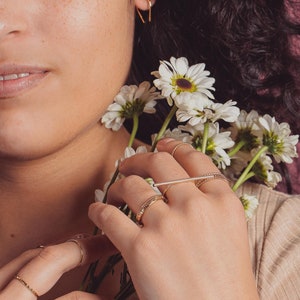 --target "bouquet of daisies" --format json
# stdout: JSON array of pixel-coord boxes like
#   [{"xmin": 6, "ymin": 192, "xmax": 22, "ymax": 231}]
[{"xmin": 83, "ymin": 57, "xmax": 299, "ymax": 298}]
